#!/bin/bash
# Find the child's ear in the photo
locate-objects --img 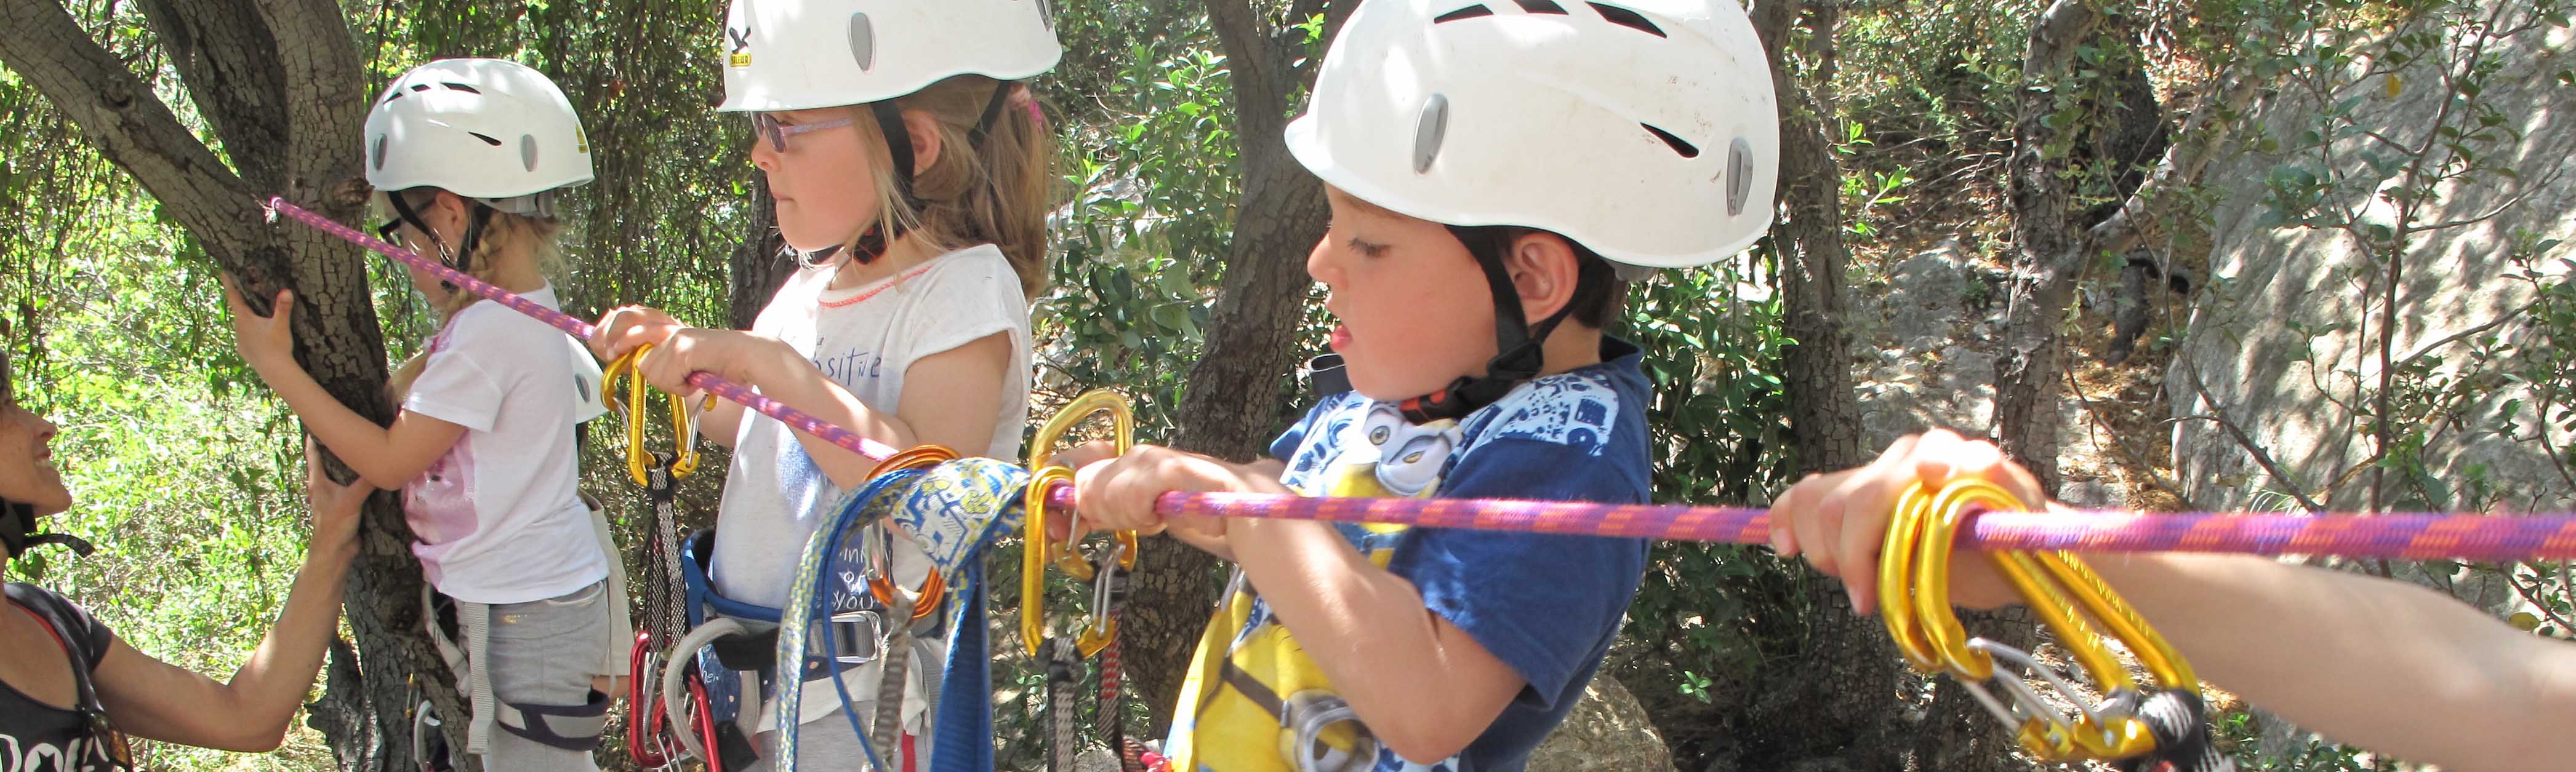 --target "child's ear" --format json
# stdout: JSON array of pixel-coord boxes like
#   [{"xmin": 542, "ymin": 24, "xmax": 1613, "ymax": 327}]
[
  {"xmin": 901, "ymin": 108, "xmax": 942, "ymax": 173},
  {"xmin": 1505, "ymin": 231, "xmax": 1581, "ymax": 322},
  {"xmin": 430, "ymin": 190, "xmax": 473, "ymax": 234}
]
